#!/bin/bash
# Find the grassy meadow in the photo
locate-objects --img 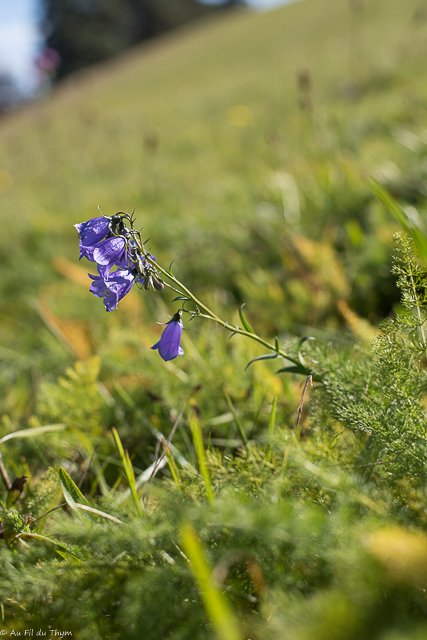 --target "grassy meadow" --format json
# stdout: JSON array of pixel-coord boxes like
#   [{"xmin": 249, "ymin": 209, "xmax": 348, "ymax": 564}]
[{"xmin": 2, "ymin": 0, "xmax": 427, "ymax": 637}]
